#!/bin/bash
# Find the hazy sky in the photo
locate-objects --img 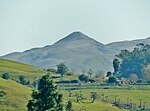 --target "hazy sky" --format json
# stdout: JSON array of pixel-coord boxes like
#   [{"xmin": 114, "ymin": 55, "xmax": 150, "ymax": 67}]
[{"xmin": 1, "ymin": 0, "xmax": 150, "ymax": 55}]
